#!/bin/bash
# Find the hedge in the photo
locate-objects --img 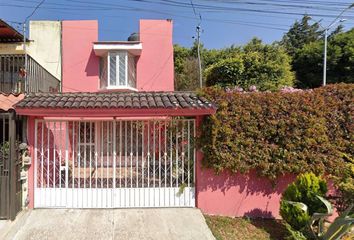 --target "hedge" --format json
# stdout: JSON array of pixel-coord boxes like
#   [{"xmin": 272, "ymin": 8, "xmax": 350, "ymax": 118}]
[{"xmin": 199, "ymin": 83, "xmax": 353, "ymax": 180}]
